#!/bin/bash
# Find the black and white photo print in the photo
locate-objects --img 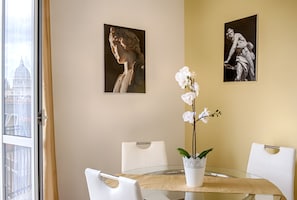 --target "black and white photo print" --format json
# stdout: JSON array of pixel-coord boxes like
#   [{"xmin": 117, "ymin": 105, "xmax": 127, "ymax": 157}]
[{"xmin": 224, "ymin": 15, "xmax": 257, "ymax": 82}]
